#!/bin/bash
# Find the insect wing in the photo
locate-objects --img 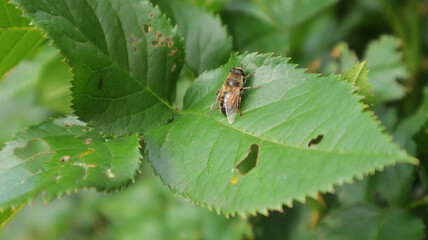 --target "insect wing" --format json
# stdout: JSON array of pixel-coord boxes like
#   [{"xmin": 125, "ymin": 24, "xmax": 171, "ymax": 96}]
[
  {"xmin": 210, "ymin": 88, "xmax": 223, "ymax": 111},
  {"xmin": 224, "ymin": 89, "xmax": 240, "ymax": 123}
]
